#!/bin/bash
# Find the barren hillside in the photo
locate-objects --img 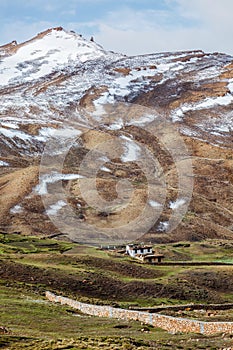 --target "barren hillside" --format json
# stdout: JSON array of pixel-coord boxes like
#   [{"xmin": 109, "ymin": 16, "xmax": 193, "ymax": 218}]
[{"xmin": 0, "ymin": 27, "xmax": 232, "ymax": 243}]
